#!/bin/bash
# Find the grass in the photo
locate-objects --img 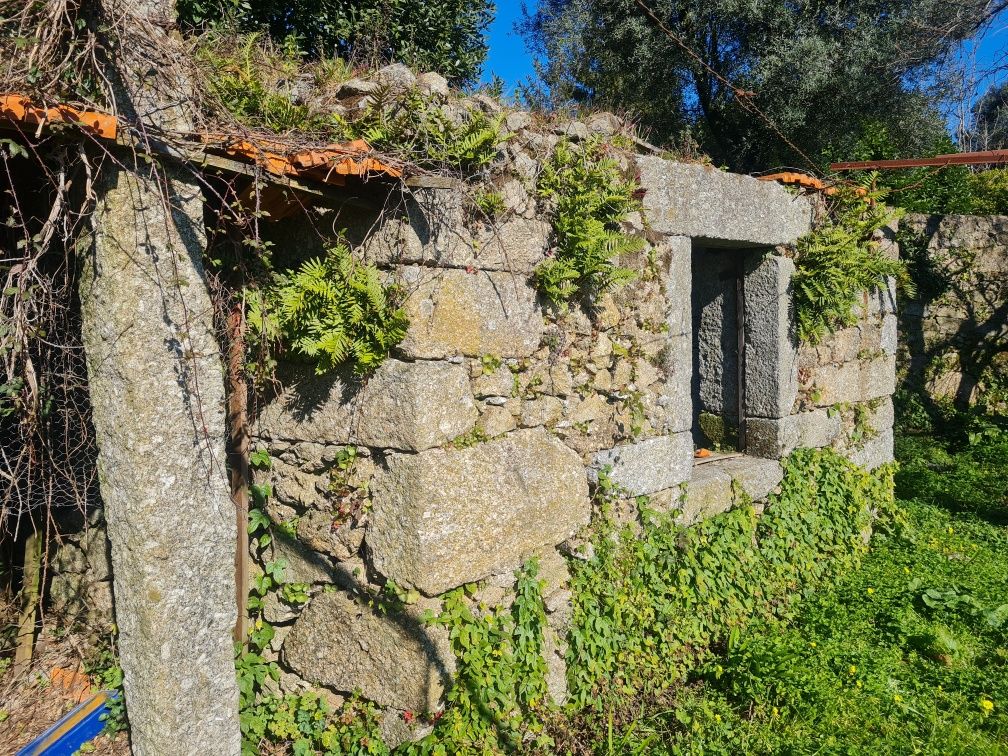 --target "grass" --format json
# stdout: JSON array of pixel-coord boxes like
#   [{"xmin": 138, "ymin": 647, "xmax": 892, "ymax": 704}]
[{"xmin": 595, "ymin": 403, "xmax": 1008, "ymax": 754}]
